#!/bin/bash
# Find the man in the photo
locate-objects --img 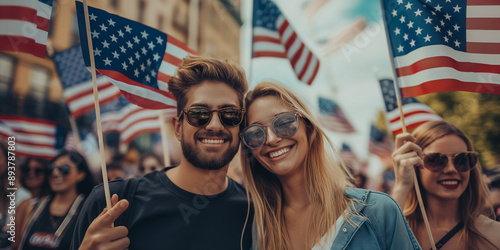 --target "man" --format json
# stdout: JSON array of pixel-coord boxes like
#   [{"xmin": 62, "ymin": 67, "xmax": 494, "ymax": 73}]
[{"xmin": 71, "ymin": 56, "xmax": 252, "ymax": 250}]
